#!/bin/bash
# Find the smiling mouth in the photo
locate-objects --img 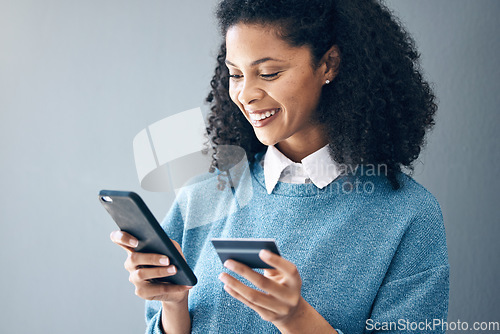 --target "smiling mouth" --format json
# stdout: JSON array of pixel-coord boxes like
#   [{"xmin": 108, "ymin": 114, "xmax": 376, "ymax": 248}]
[{"xmin": 248, "ymin": 108, "xmax": 280, "ymax": 122}]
